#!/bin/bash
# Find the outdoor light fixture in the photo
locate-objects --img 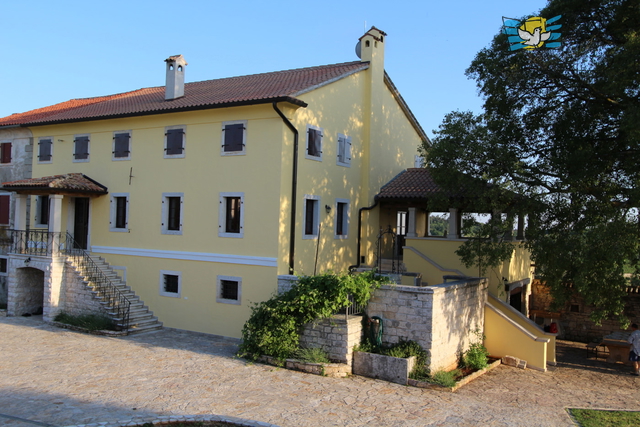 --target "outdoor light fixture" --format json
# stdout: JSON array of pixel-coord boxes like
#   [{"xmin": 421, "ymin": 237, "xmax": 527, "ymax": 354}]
[
  {"xmin": 24, "ymin": 257, "xmax": 31, "ymax": 266},
  {"xmin": 325, "ymin": 205, "xmax": 331, "ymax": 213}
]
